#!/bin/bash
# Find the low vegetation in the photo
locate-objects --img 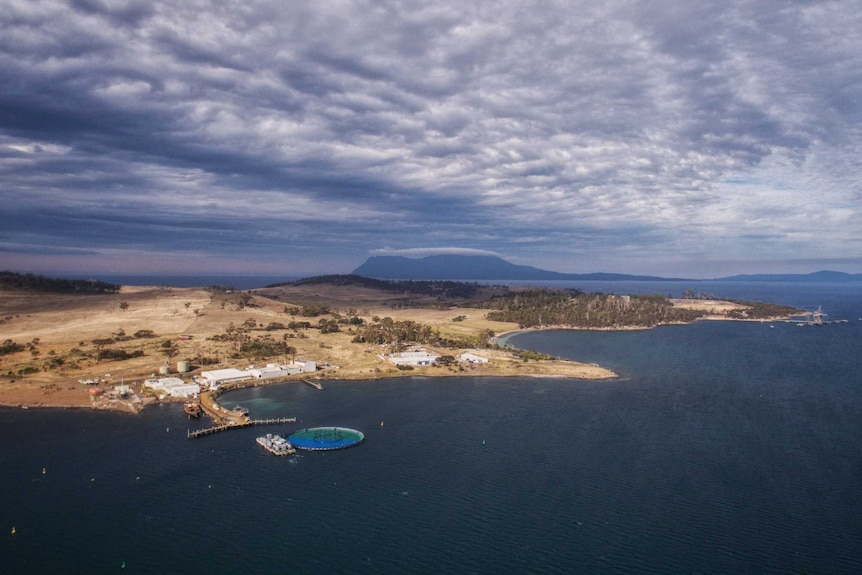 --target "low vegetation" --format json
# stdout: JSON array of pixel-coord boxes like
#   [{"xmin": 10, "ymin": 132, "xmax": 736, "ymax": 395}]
[
  {"xmin": 477, "ymin": 290, "xmax": 704, "ymax": 328},
  {"xmin": 723, "ymin": 300, "xmax": 801, "ymax": 320},
  {"xmin": 0, "ymin": 271, "xmax": 120, "ymax": 294},
  {"xmin": 352, "ymin": 317, "xmax": 494, "ymax": 349}
]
